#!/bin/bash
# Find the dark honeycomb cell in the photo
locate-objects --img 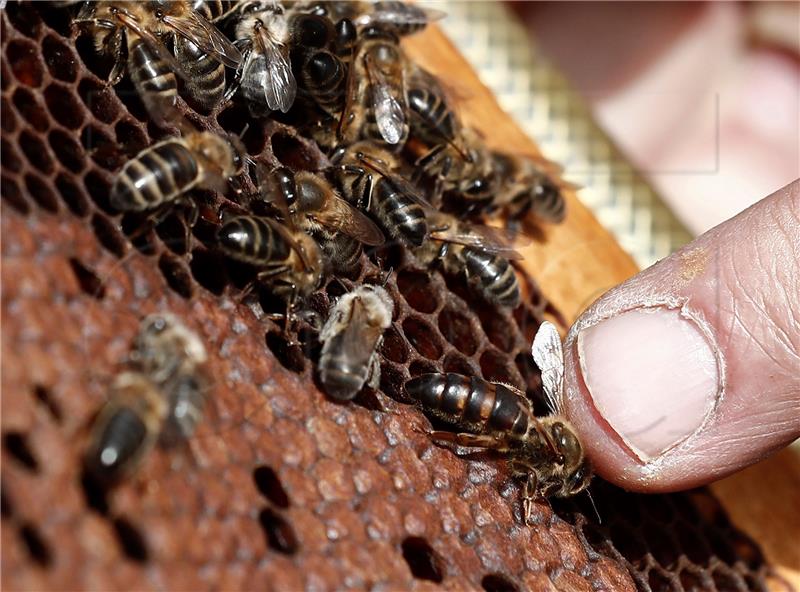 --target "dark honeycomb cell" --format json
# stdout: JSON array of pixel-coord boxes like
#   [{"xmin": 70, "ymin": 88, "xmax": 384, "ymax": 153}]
[
  {"xmin": 19, "ymin": 523, "xmax": 52, "ymax": 568},
  {"xmin": 83, "ymin": 125, "xmax": 124, "ymax": 171},
  {"xmin": 4, "ymin": 3, "xmax": 43, "ymax": 39},
  {"xmin": 259, "ymin": 508, "xmax": 299, "ymax": 555},
  {"xmin": 477, "ymin": 308, "xmax": 517, "ymax": 353},
  {"xmin": 82, "ymin": 169, "xmax": 113, "ymax": 213},
  {"xmin": 48, "ymin": 128, "xmax": 85, "ymax": 173},
  {"xmin": 68, "ymin": 258, "xmax": 106, "ymax": 299},
  {"xmin": 408, "ymin": 359, "xmax": 438, "ymax": 377},
  {"xmin": 2, "ymin": 137, "xmax": 24, "ymax": 173},
  {"xmin": 270, "ymin": 130, "xmax": 319, "ymax": 171},
  {"xmin": 189, "ymin": 248, "xmax": 228, "ymax": 296},
  {"xmin": 3, "ymin": 431, "xmax": 40, "ymax": 472},
  {"xmin": 33, "ymin": 385, "xmax": 63, "ymax": 424},
  {"xmin": 42, "ymin": 34, "xmax": 78, "ymax": 83},
  {"xmin": 35, "ymin": 3, "xmax": 73, "ymax": 38},
  {"xmin": 44, "ymin": 83, "xmax": 85, "ymax": 129},
  {"xmin": 1, "ymin": 96, "xmax": 19, "ymax": 133},
  {"xmin": 7, "ymin": 39, "xmax": 44, "ymax": 87},
  {"xmin": 55, "ymin": 173, "xmax": 90, "ymax": 217},
  {"xmin": 265, "ymin": 331, "xmax": 306, "ymax": 374},
  {"xmin": 1, "ymin": 174, "xmax": 30, "ymax": 214},
  {"xmin": 442, "ymin": 352, "xmax": 478, "ymax": 376},
  {"xmin": 155, "ymin": 212, "xmax": 191, "ymax": 256},
  {"xmin": 74, "ymin": 32, "xmax": 115, "ymax": 82},
  {"xmin": 481, "ymin": 573, "xmax": 520, "ymax": 592},
  {"xmin": 396, "ymin": 269, "xmax": 438, "ymax": 313},
  {"xmin": 78, "ymin": 77, "xmax": 121, "ymax": 124},
  {"xmin": 91, "ymin": 213, "xmax": 127, "ymax": 258},
  {"xmin": 401, "ymin": 537, "xmax": 444, "ymax": 582},
  {"xmin": 402, "ymin": 317, "xmax": 443, "ymax": 360},
  {"xmin": 479, "ymin": 349, "xmax": 519, "ymax": 386},
  {"xmin": 19, "ymin": 128, "xmax": 54, "ymax": 175},
  {"xmin": 24, "ymin": 172, "xmax": 60, "ymax": 213},
  {"xmin": 253, "ymin": 466, "xmax": 291, "ymax": 509},
  {"xmin": 13, "ymin": 86, "xmax": 50, "ymax": 132},
  {"xmin": 113, "ymin": 518, "xmax": 149, "ymax": 563},
  {"xmin": 379, "ymin": 362, "xmax": 408, "ymax": 401},
  {"xmin": 380, "ymin": 325, "xmax": 409, "ymax": 364},
  {"xmin": 158, "ymin": 252, "xmax": 194, "ymax": 299},
  {"xmin": 438, "ymin": 307, "xmax": 478, "ymax": 355}
]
